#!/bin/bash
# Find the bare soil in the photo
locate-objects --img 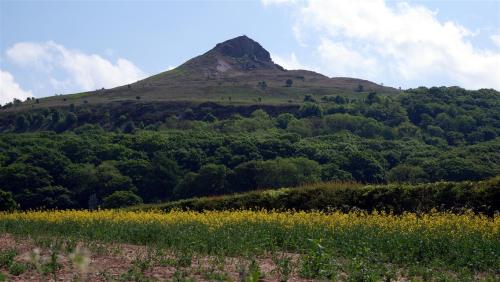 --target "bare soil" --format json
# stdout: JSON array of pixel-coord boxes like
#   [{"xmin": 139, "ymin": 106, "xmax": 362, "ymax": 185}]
[{"xmin": 0, "ymin": 234, "xmax": 309, "ymax": 281}]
